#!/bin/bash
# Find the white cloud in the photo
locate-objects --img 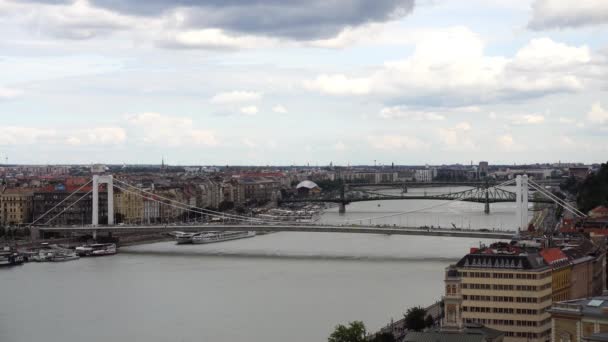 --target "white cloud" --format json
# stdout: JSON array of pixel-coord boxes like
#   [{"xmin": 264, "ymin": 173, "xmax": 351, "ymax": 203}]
[
  {"xmin": 497, "ymin": 134, "xmax": 515, "ymax": 150},
  {"xmin": 437, "ymin": 122, "xmax": 476, "ymax": 151},
  {"xmin": 558, "ymin": 117, "xmax": 576, "ymax": 124},
  {"xmin": 334, "ymin": 141, "xmax": 347, "ymax": 151},
  {"xmin": 160, "ymin": 29, "xmax": 279, "ymax": 50},
  {"xmin": 379, "ymin": 106, "xmax": 445, "ymax": 120},
  {"xmin": 0, "ymin": 127, "xmax": 56, "ymax": 145},
  {"xmin": 529, "ymin": 0, "xmax": 608, "ymax": 30},
  {"xmin": 272, "ymin": 105, "xmax": 288, "ymax": 114},
  {"xmin": 0, "ymin": 87, "xmax": 22, "ymax": 99},
  {"xmin": 511, "ymin": 114, "xmax": 546, "ymax": 125},
  {"xmin": 304, "ymin": 74, "xmax": 371, "ymax": 95},
  {"xmin": 127, "ymin": 112, "xmax": 218, "ymax": 146},
  {"xmin": 368, "ymin": 135, "xmax": 427, "ymax": 150},
  {"xmin": 242, "ymin": 138, "xmax": 257, "ymax": 148},
  {"xmin": 210, "ymin": 91, "xmax": 262, "ymax": 104},
  {"xmin": 240, "ymin": 106, "xmax": 259, "ymax": 115},
  {"xmin": 304, "ymin": 27, "xmax": 593, "ymax": 105},
  {"xmin": 587, "ymin": 102, "xmax": 608, "ymax": 124},
  {"xmin": 0, "ymin": 126, "xmax": 125, "ymax": 146}
]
